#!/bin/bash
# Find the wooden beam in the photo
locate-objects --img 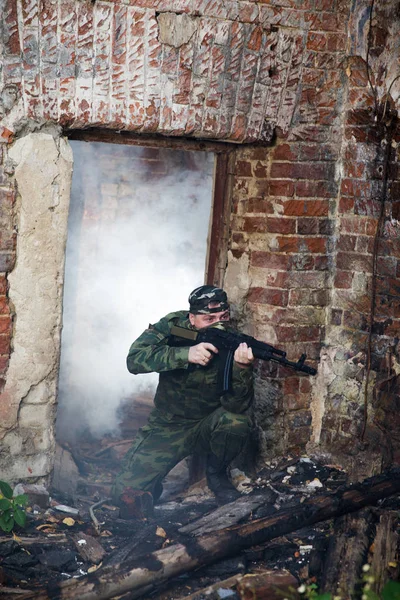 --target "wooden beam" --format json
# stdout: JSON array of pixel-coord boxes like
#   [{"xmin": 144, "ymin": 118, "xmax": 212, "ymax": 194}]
[{"xmin": 20, "ymin": 469, "xmax": 400, "ymax": 600}]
